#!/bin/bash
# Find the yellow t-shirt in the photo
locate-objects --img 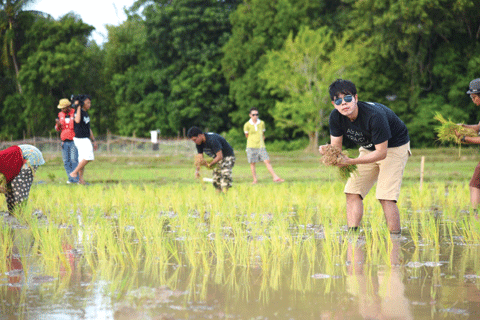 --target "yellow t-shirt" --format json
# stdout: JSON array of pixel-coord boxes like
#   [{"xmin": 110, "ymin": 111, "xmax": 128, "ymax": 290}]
[{"xmin": 244, "ymin": 119, "xmax": 266, "ymax": 148}]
